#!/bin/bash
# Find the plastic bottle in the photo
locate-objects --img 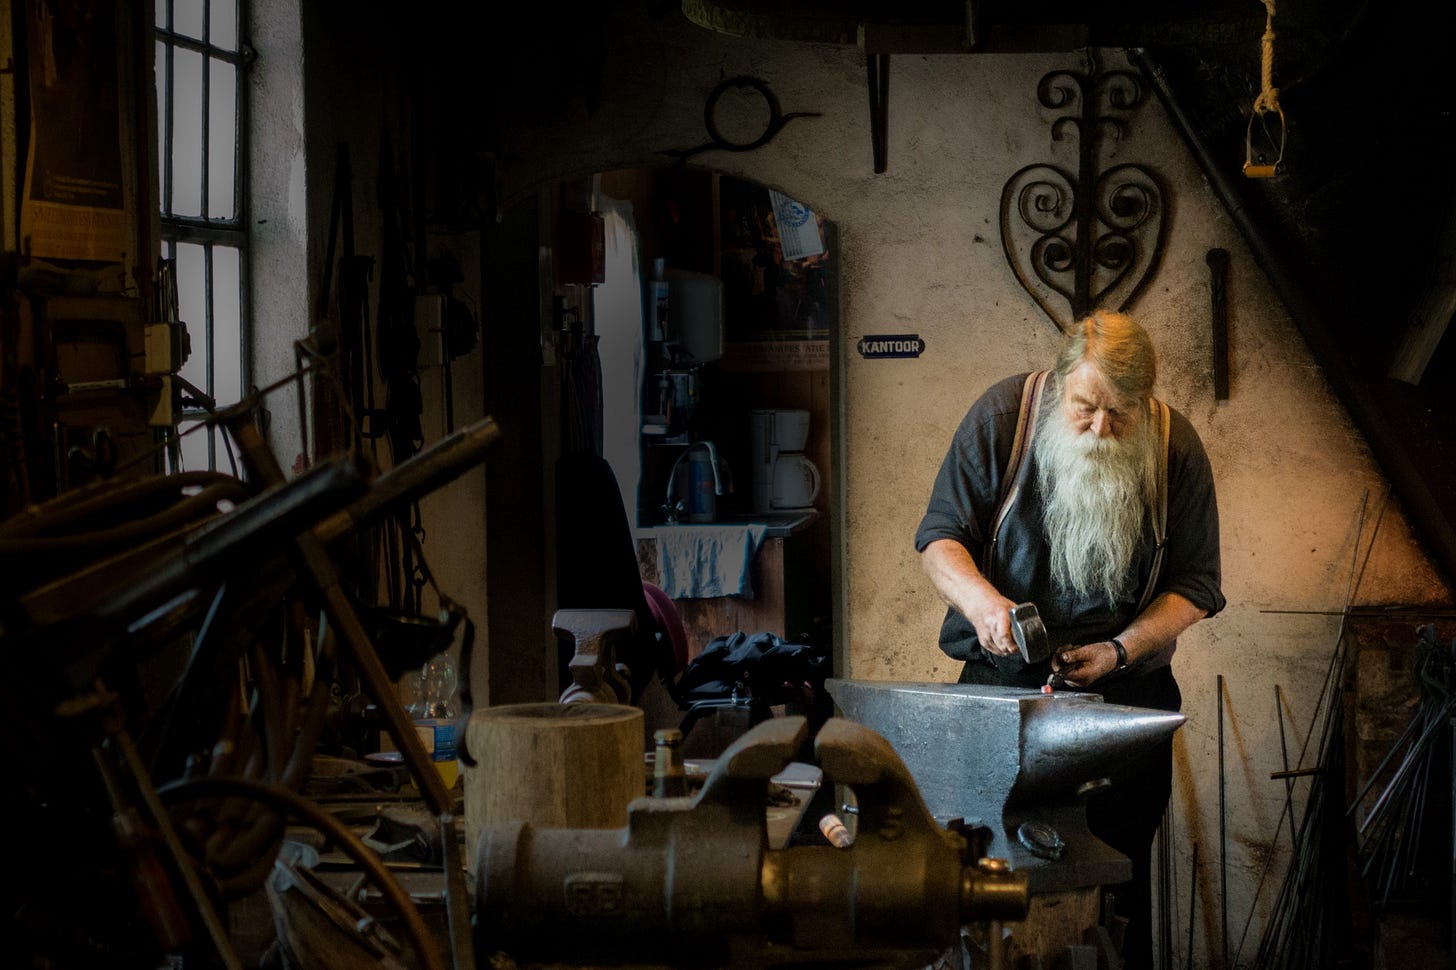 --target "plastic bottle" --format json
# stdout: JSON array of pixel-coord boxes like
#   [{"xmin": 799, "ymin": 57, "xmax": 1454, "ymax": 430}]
[{"xmin": 413, "ymin": 654, "xmax": 459, "ymax": 788}]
